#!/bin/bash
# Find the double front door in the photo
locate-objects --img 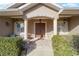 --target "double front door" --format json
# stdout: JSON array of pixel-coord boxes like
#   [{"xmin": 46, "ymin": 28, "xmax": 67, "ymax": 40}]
[{"xmin": 35, "ymin": 23, "xmax": 45, "ymax": 38}]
